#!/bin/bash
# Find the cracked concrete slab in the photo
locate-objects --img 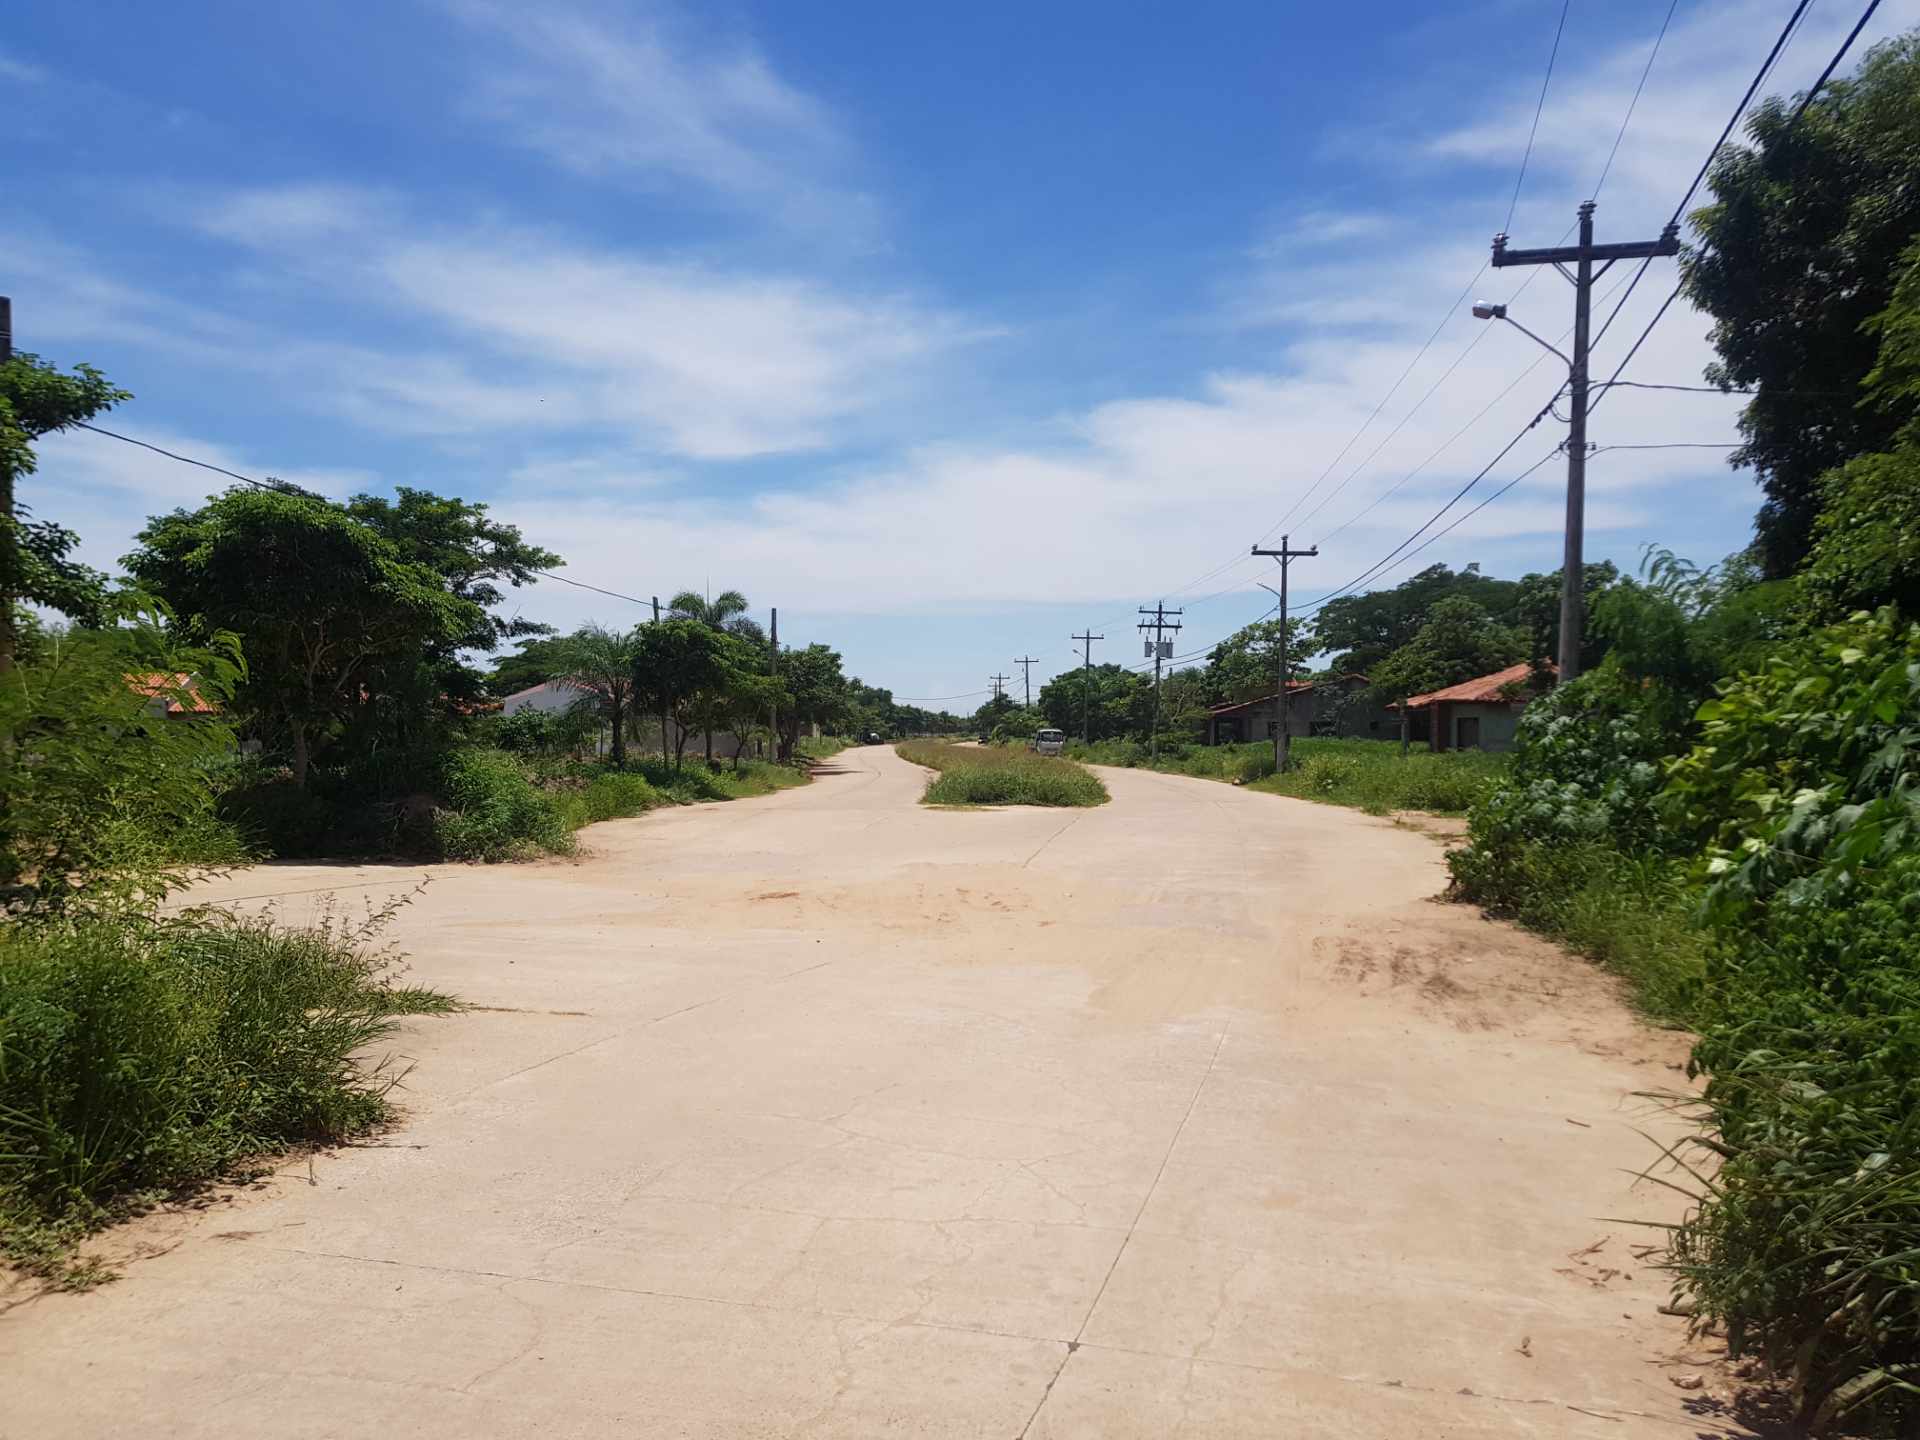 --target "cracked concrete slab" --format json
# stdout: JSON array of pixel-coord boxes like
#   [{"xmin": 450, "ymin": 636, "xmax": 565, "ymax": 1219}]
[{"xmin": 0, "ymin": 745, "xmax": 1737, "ymax": 1437}]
